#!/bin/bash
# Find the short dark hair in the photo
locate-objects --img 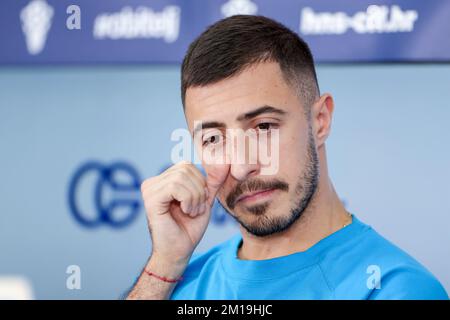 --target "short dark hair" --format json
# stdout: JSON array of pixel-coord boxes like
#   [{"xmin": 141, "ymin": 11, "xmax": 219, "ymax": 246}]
[{"xmin": 181, "ymin": 15, "xmax": 320, "ymax": 112}]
